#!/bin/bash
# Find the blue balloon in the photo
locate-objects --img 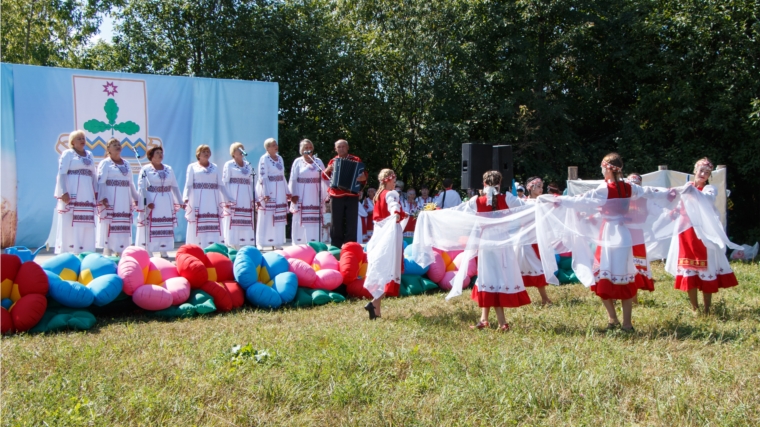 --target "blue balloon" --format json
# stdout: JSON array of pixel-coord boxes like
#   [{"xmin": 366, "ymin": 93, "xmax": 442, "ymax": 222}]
[
  {"xmin": 233, "ymin": 246, "xmax": 263, "ymax": 289},
  {"xmin": 47, "ymin": 276, "xmax": 94, "ymax": 308},
  {"xmin": 403, "ymin": 258, "xmax": 429, "ymax": 276},
  {"xmin": 41, "ymin": 253, "xmax": 80, "ymax": 278},
  {"xmin": 80, "ymin": 254, "xmax": 117, "ymax": 279},
  {"xmin": 88, "ymin": 274, "xmax": 123, "ymax": 306},
  {"xmin": 245, "ymin": 282, "xmax": 282, "ymax": 309},
  {"xmin": 261, "ymin": 252, "xmax": 289, "ymax": 277},
  {"xmin": 274, "ymin": 272, "xmax": 298, "ymax": 304},
  {"xmin": 1, "ymin": 298, "xmax": 12, "ymax": 310}
]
